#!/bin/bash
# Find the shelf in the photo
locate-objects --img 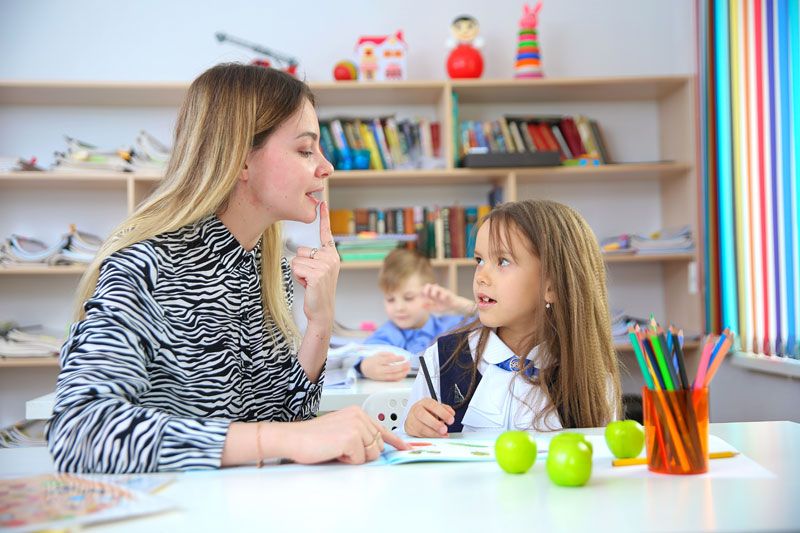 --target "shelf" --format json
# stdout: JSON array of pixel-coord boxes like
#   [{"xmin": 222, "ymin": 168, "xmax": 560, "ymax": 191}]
[
  {"xmin": 340, "ymin": 258, "xmax": 474, "ymax": 270},
  {"xmin": 311, "ymin": 81, "xmax": 446, "ymax": 106},
  {"xmin": 0, "ymin": 357, "xmax": 59, "ymax": 368},
  {"xmin": 329, "ymin": 169, "xmax": 505, "ymax": 186},
  {"xmin": 0, "ymin": 80, "xmax": 189, "ymax": 107},
  {"xmin": 603, "ymin": 253, "xmax": 696, "ymax": 263},
  {"xmin": 731, "ymin": 353, "xmax": 800, "ymax": 378},
  {"xmin": 0, "ymin": 76, "xmax": 690, "ymax": 107},
  {"xmin": 513, "ymin": 162, "xmax": 691, "ymax": 183},
  {"xmin": 0, "ymin": 265, "xmax": 87, "ymax": 275},
  {"xmin": 451, "ymin": 75, "xmax": 690, "ymax": 103}
]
